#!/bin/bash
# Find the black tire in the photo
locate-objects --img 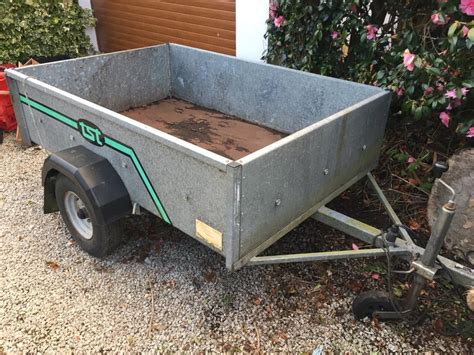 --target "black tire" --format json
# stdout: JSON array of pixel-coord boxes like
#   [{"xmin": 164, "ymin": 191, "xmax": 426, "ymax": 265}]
[
  {"xmin": 55, "ymin": 174, "xmax": 123, "ymax": 257},
  {"xmin": 352, "ymin": 290, "xmax": 394, "ymax": 320}
]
